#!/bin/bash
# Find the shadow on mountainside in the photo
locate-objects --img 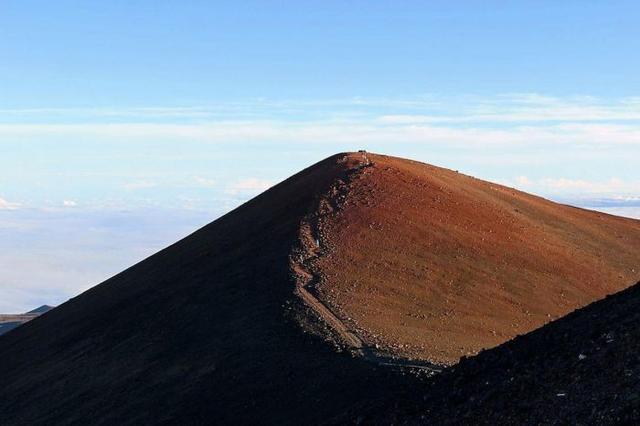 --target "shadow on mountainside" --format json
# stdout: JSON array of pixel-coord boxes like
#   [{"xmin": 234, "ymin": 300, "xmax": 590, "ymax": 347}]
[{"xmin": 0, "ymin": 154, "xmax": 418, "ymax": 425}]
